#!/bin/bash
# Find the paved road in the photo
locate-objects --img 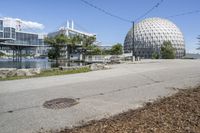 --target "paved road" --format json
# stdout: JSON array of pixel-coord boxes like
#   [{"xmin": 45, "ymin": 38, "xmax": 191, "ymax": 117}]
[{"xmin": 0, "ymin": 60, "xmax": 200, "ymax": 133}]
